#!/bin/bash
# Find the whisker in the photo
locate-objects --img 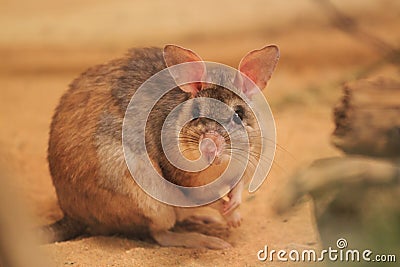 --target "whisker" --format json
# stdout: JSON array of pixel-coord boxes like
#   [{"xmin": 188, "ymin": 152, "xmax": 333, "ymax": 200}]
[
  {"xmin": 226, "ymin": 146, "xmax": 287, "ymax": 173},
  {"xmin": 227, "ymin": 132, "xmax": 295, "ymax": 160}
]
